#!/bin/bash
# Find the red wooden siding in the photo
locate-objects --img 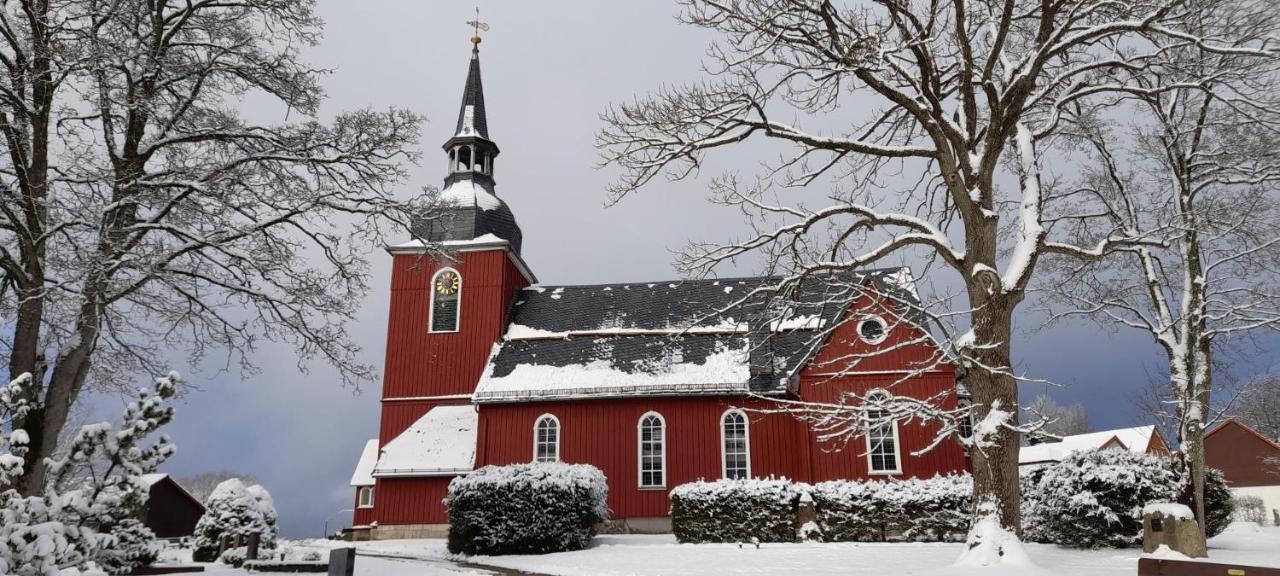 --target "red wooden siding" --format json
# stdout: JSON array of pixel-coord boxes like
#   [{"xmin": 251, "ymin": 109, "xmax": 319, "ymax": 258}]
[
  {"xmin": 379, "ymin": 249, "xmax": 528, "ymax": 442},
  {"xmin": 373, "ymin": 477, "xmax": 453, "ymax": 525},
  {"xmin": 1206, "ymin": 419, "xmax": 1280, "ymax": 487},
  {"xmin": 475, "ymin": 393, "xmax": 967, "ymax": 520},
  {"xmin": 352, "ymin": 490, "xmax": 375, "ymax": 526}
]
